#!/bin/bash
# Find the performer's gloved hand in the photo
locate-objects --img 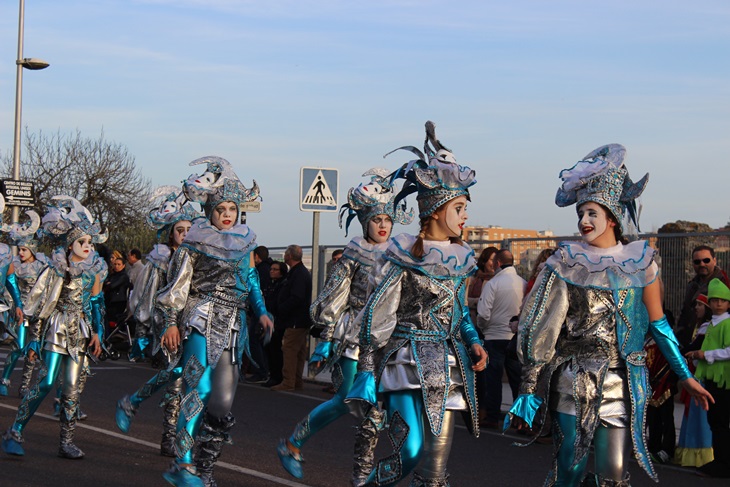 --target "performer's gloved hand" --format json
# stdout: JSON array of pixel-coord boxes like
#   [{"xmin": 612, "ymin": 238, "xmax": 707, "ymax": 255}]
[
  {"xmin": 309, "ymin": 341, "xmax": 333, "ymax": 366},
  {"xmin": 503, "ymin": 394, "xmax": 544, "ymax": 432},
  {"xmin": 90, "ymin": 293, "xmax": 105, "ymax": 341}
]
